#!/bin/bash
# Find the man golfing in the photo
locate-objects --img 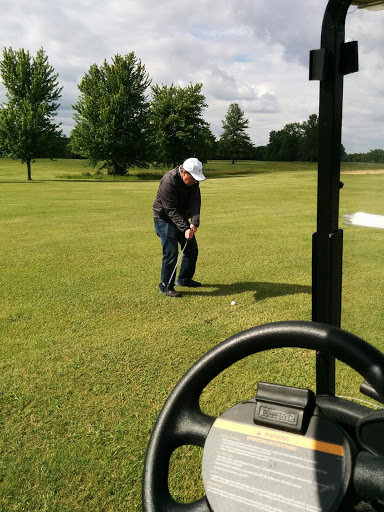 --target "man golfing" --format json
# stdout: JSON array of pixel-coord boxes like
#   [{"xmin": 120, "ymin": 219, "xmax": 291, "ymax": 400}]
[{"xmin": 153, "ymin": 157, "xmax": 206, "ymax": 298}]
